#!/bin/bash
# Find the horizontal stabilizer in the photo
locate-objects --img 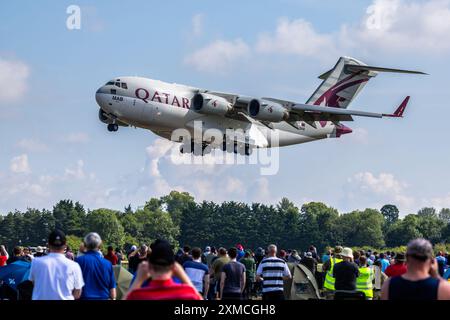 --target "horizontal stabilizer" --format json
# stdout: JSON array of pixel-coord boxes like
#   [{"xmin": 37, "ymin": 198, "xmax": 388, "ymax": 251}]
[
  {"xmin": 346, "ymin": 65, "xmax": 427, "ymax": 75},
  {"xmin": 382, "ymin": 96, "xmax": 410, "ymax": 118}
]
